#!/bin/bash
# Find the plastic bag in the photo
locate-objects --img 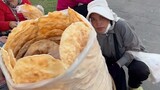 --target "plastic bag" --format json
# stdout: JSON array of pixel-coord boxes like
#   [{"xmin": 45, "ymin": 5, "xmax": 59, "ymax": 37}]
[
  {"xmin": 0, "ymin": 9, "xmax": 114, "ymax": 90},
  {"xmin": 128, "ymin": 51, "xmax": 160, "ymax": 84},
  {"xmin": 0, "ymin": 30, "xmax": 114, "ymax": 90}
]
